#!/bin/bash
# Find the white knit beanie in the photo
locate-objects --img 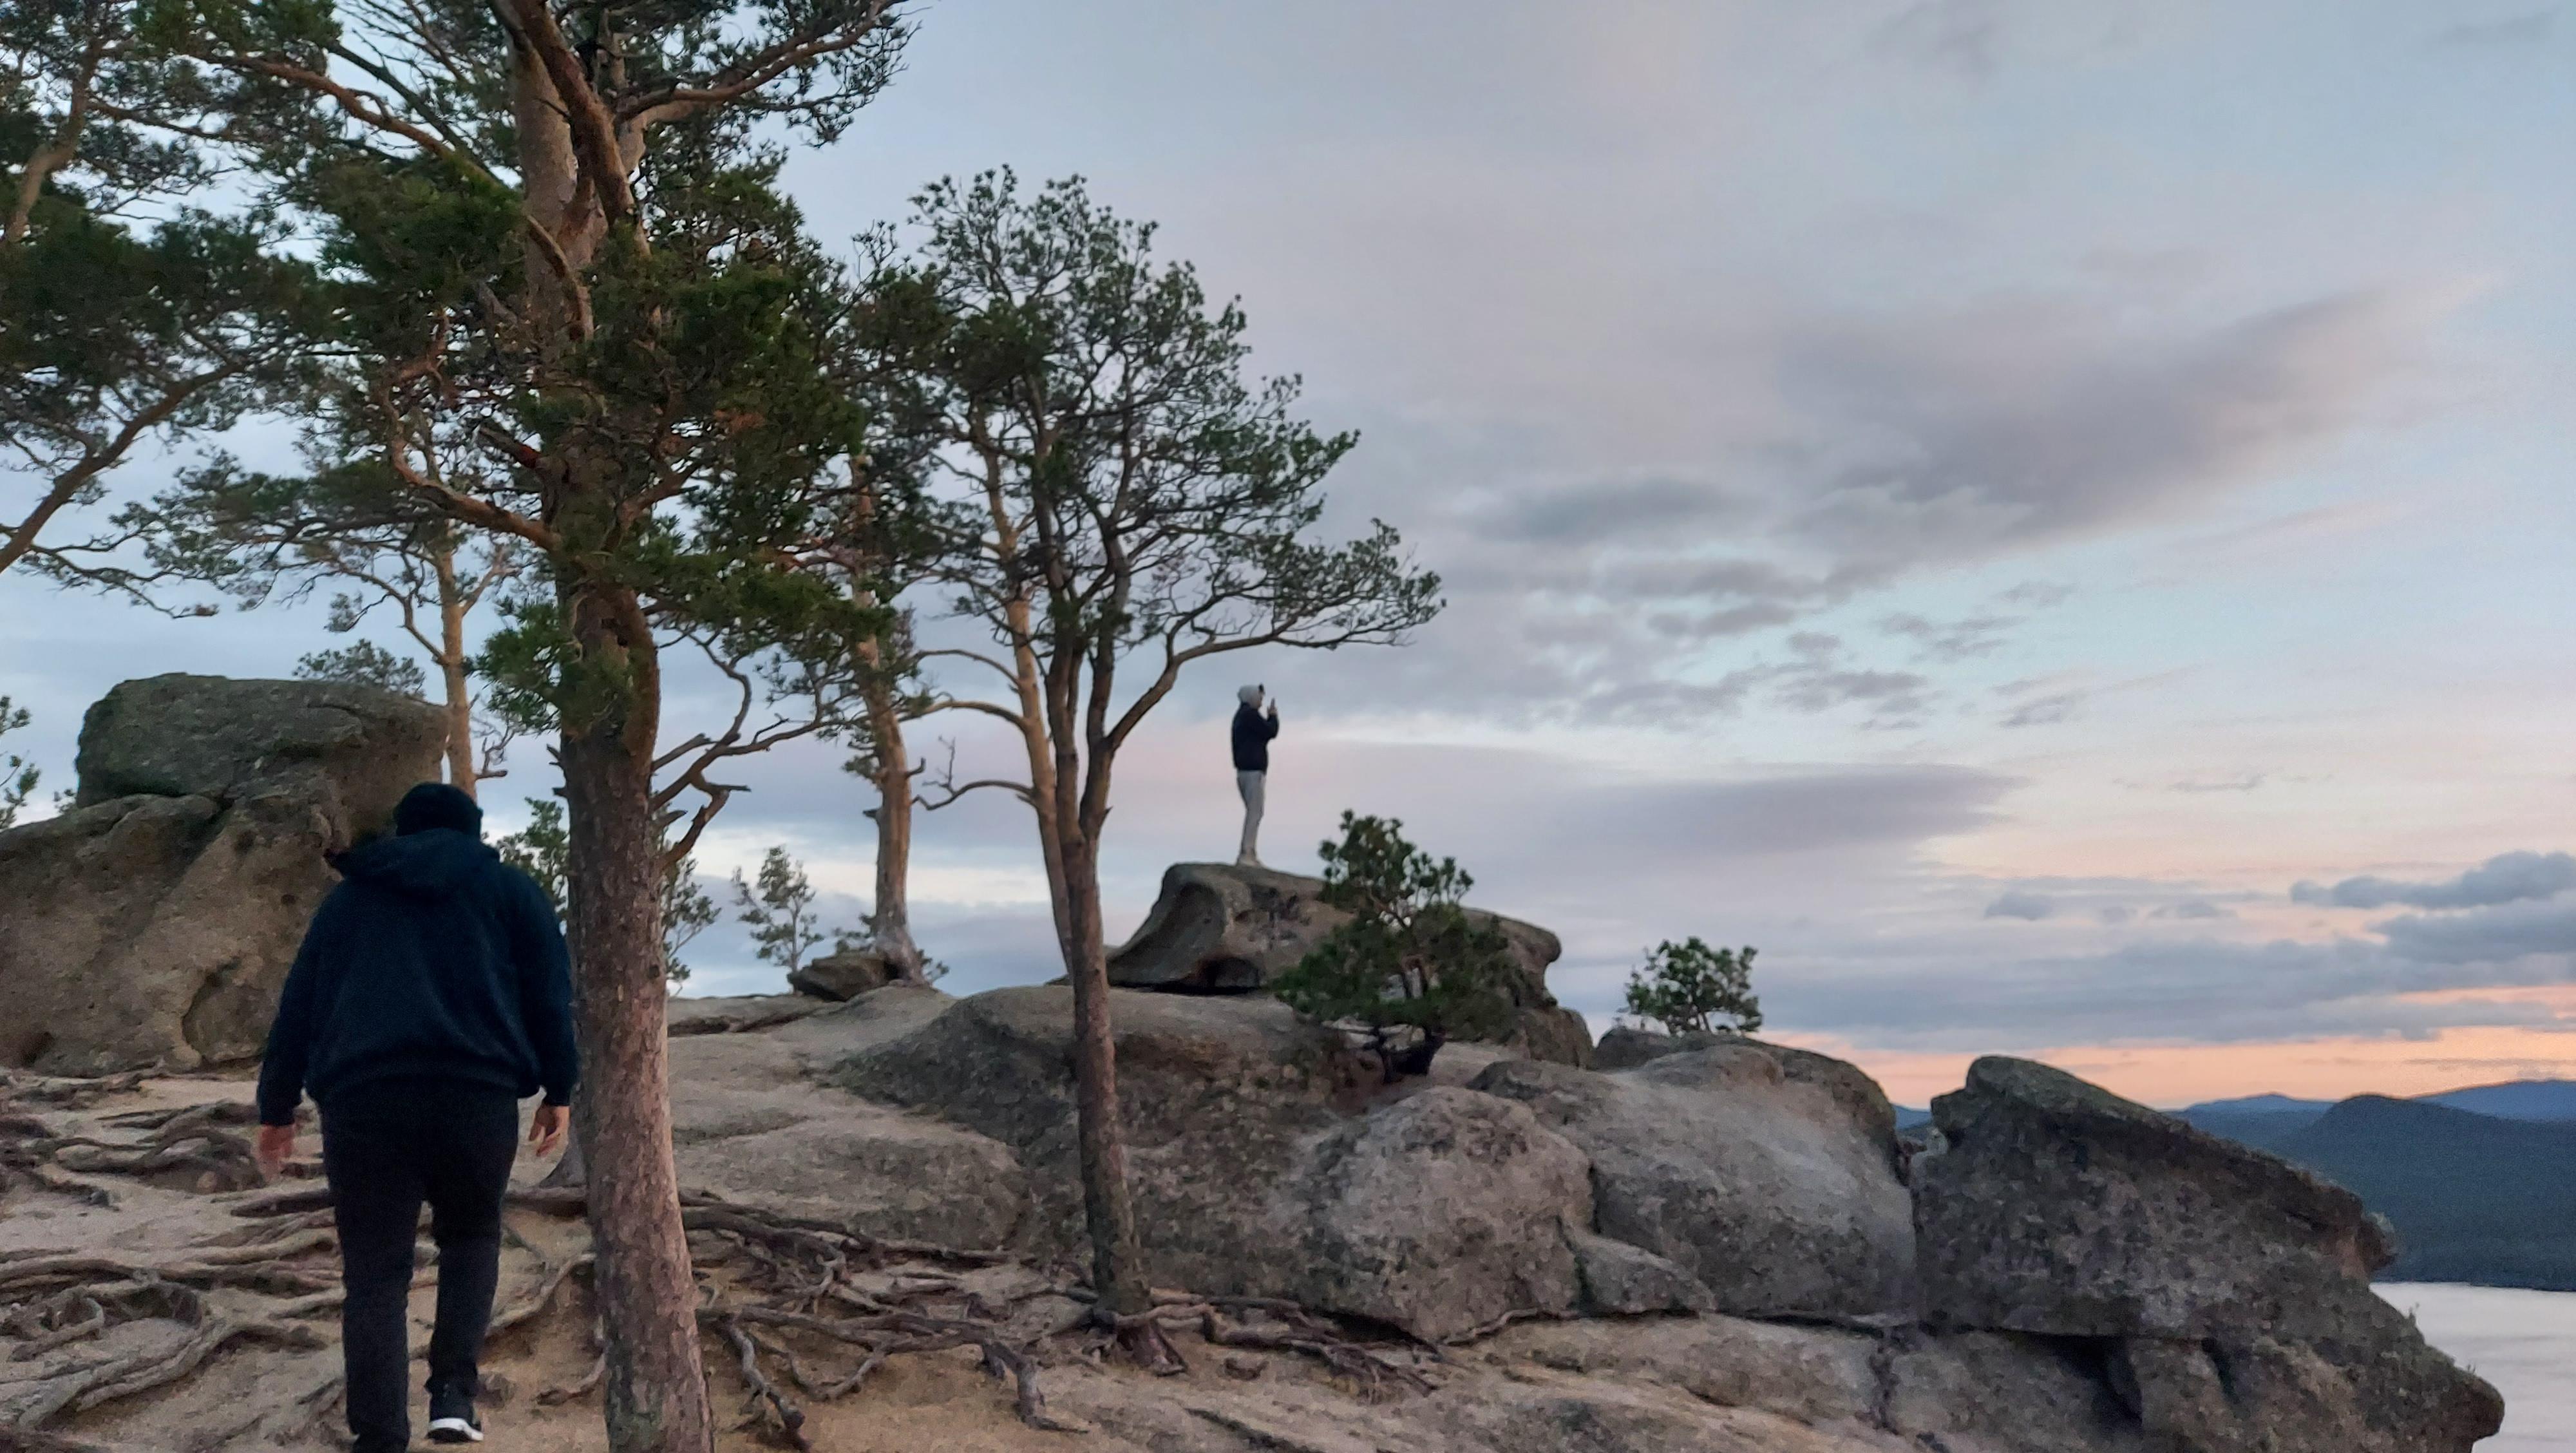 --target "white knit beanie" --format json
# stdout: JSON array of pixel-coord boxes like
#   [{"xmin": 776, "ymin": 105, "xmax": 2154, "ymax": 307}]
[{"xmin": 1237, "ymin": 684, "xmax": 1262, "ymax": 706}]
